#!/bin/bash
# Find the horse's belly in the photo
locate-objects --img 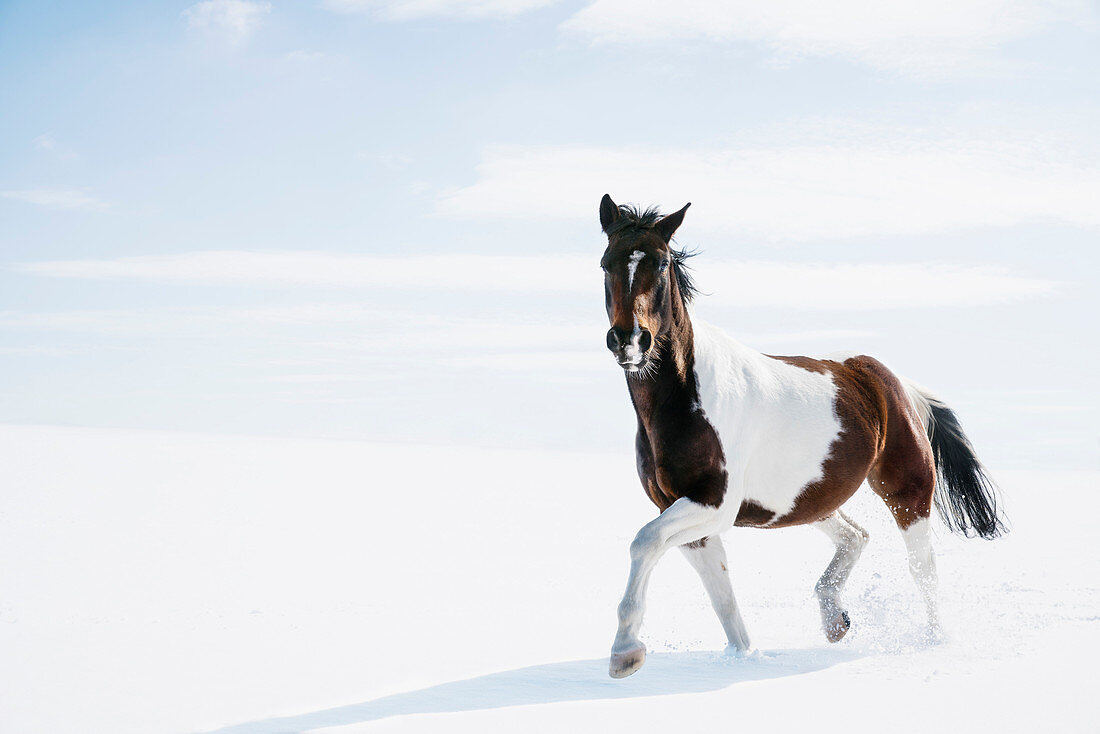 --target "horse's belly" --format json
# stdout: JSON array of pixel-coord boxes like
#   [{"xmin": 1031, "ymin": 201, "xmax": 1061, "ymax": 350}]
[{"xmin": 737, "ymin": 430, "xmax": 842, "ymax": 524}]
